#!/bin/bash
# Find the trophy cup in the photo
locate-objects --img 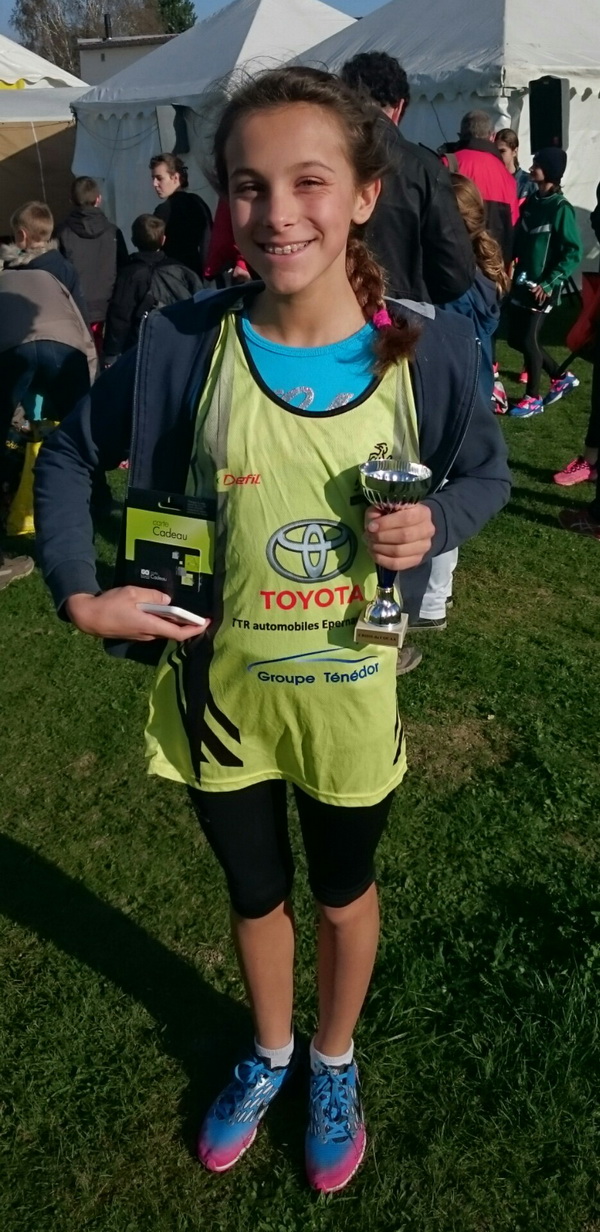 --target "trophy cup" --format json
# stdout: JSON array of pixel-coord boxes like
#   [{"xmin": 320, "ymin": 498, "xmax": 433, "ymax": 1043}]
[{"xmin": 354, "ymin": 458, "xmax": 432, "ymax": 648}]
